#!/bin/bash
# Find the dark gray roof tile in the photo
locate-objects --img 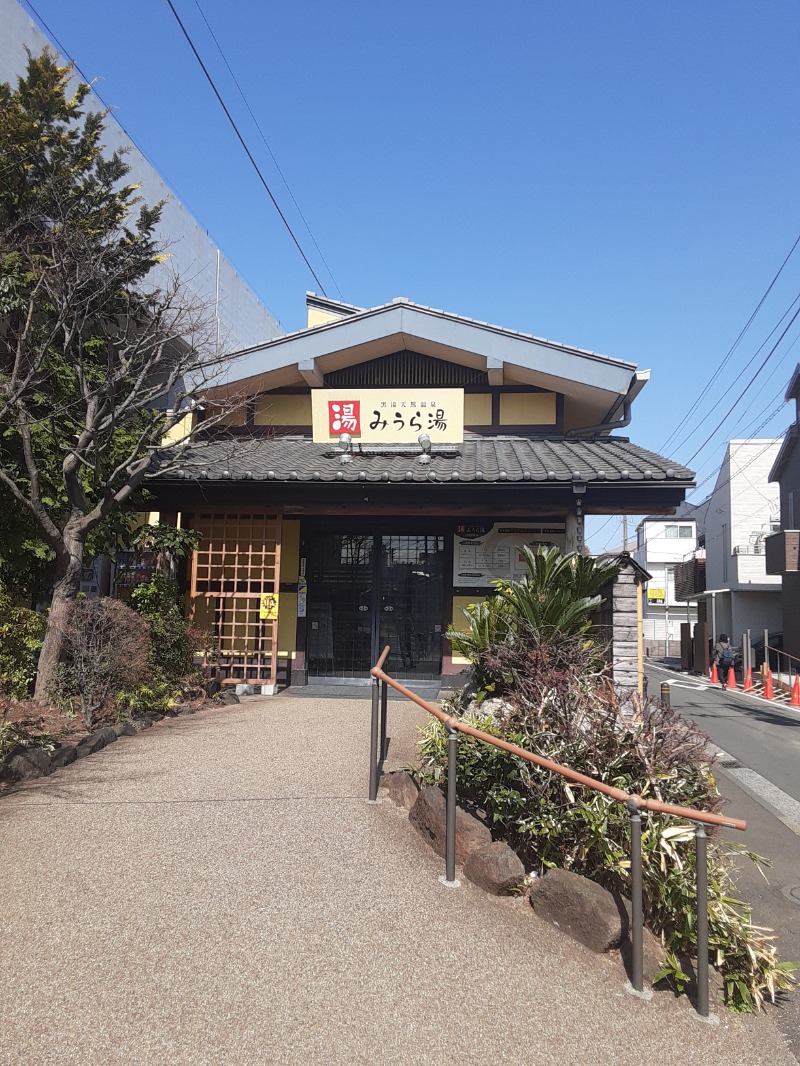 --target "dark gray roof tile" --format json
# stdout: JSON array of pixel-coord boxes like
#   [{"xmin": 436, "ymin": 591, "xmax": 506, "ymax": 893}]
[{"xmin": 153, "ymin": 435, "xmax": 693, "ymax": 486}]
